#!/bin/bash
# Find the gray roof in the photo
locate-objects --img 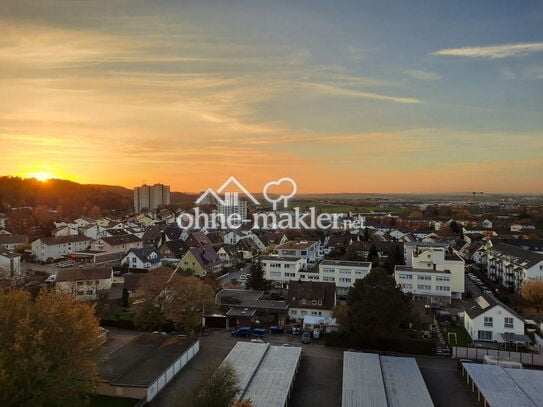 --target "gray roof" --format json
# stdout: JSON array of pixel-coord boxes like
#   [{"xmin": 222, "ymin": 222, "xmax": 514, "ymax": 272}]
[
  {"xmin": 223, "ymin": 342, "xmax": 302, "ymax": 407},
  {"xmin": 380, "ymin": 355, "xmax": 434, "ymax": 407},
  {"xmin": 320, "ymin": 259, "xmax": 372, "ymax": 267},
  {"xmin": 39, "ymin": 235, "xmax": 92, "ymax": 245},
  {"xmin": 99, "ymin": 333, "xmax": 196, "ymax": 386},
  {"xmin": 125, "ymin": 247, "xmax": 161, "ymax": 265},
  {"xmin": 395, "ymin": 265, "xmax": 450, "ymax": 274},
  {"xmin": 259, "ymin": 255, "xmax": 302, "ymax": 262},
  {"xmin": 488, "ymin": 241, "xmax": 543, "ymax": 268},
  {"xmin": 55, "ymin": 267, "xmax": 112, "ymax": 282},
  {"xmin": 0, "ymin": 234, "xmax": 28, "ymax": 245},
  {"xmin": 463, "ymin": 363, "xmax": 538, "ymax": 407},
  {"xmin": 342, "ymin": 352, "xmax": 433, "ymax": 407},
  {"xmin": 0, "ymin": 248, "xmax": 21, "ymax": 258},
  {"xmin": 342, "ymin": 352, "xmax": 387, "ymax": 407},
  {"xmin": 464, "ymin": 293, "xmax": 524, "ymax": 321},
  {"xmin": 101, "ymin": 234, "xmax": 141, "ymax": 246}
]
